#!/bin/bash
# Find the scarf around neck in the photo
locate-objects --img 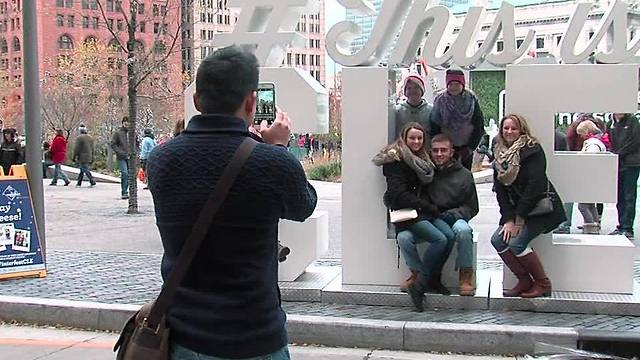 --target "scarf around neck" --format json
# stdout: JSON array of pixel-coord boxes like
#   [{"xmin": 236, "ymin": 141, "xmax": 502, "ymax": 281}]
[
  {"xmin": 372, "ymin": 143, "xmax": 435, "ymax": 185},
  {"xmin": 494, "ymin": 135, "xmax": 534, "ymax": 186},
  {"xmin": 433, "ymin": 89, "xmax": 475, "ymax": 131}
]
